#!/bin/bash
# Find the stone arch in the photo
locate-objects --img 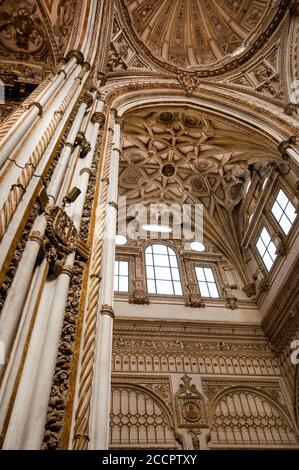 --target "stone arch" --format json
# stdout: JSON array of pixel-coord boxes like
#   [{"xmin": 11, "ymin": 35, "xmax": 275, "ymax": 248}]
[
  {"xmin": 209, "ymin": 386, "xmax": 299, "ymax": 449},
  {"xmin": 109, "ymin": 383, "xmax": 179, "ymax": 449}
]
